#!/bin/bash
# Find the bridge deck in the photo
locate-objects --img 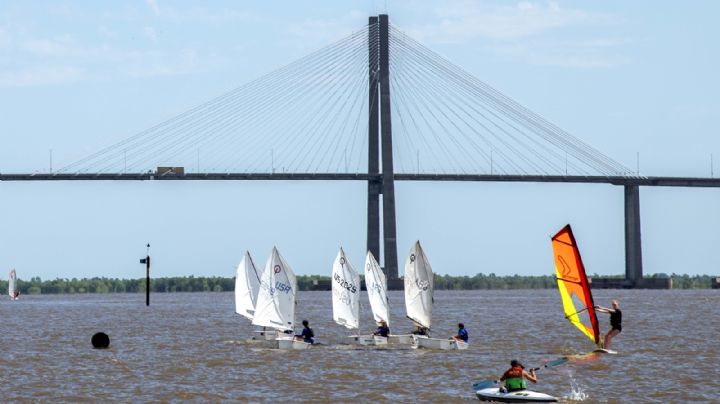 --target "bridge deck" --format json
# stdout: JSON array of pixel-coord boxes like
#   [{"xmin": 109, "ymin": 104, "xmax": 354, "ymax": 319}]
[{"xmin": 1, "ymin": 173, "xmax": 719, "ymax": 187}]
